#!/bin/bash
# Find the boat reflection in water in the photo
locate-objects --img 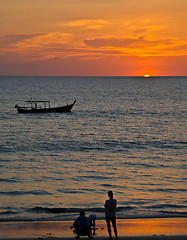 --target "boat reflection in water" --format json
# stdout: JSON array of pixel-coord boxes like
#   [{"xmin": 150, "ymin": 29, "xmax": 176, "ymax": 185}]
[{"xmin": 15, "ymin": 100, "xmax": 76, "ymax": 113}]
